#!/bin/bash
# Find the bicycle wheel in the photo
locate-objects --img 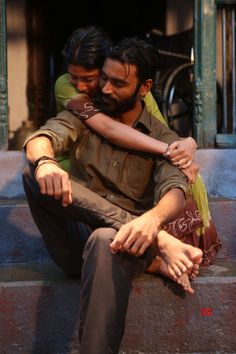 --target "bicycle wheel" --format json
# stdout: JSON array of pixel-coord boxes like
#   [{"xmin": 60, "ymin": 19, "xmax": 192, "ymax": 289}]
[{"xmin": 161, "ymin": 62, "xmax": 193, "ymax": 137}]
